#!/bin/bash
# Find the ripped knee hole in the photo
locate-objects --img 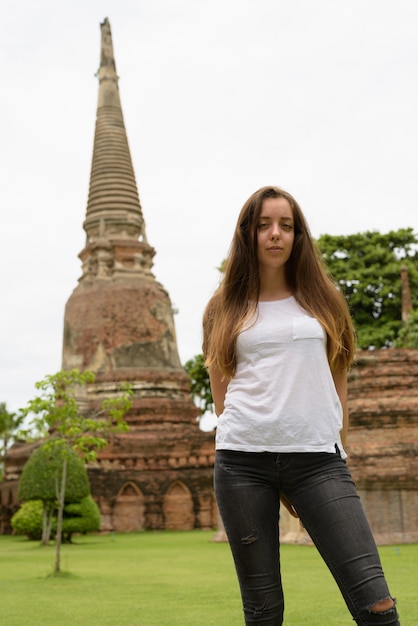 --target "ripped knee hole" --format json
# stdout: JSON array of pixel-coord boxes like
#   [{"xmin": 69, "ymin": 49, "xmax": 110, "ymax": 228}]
[{"xmin": 369, "ymin": 597, "xmax": 396, "ymax": 614}]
